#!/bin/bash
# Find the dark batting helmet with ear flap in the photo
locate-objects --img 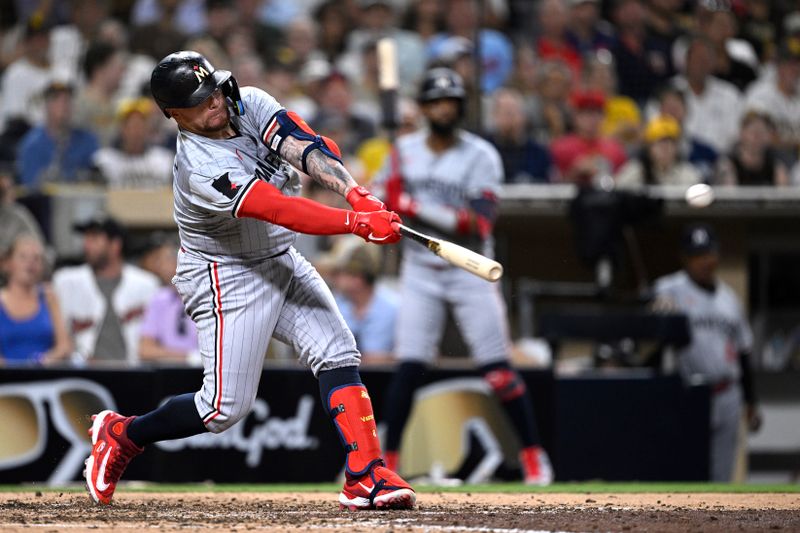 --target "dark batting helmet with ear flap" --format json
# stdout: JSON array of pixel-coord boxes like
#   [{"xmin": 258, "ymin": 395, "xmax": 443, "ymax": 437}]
[
  {"xmin": 150, "ymin": 50, "xmax": 244, "ymax": 118},
  {"xmin": 417, "ymin": 67, "xmax": 466, "ymax": 104}
]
